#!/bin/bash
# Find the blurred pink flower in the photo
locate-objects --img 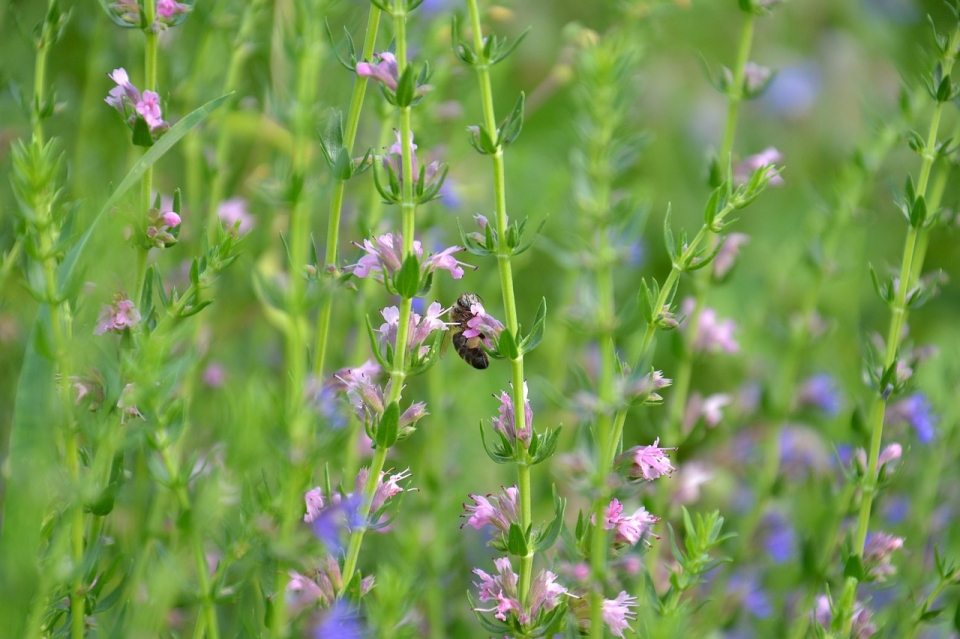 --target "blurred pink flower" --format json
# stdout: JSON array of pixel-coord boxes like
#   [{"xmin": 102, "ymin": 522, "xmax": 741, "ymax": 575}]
[
  {"xmin": 94, "ymin": 296, "xmax": 141, "ymax": 335},
  {"xmin": 217, "ymin": 197, "xmax": 253, "ymax": 235}
]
